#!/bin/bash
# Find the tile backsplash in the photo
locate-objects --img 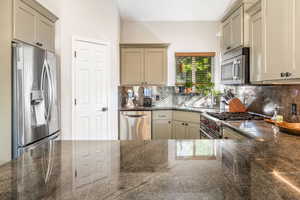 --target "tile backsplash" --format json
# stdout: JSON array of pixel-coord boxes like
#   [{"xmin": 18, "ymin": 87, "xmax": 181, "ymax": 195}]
[
  {"xmin": 225, "ymin": 85, "xmax": 300, "ymax": 122},
  {"xmin": 119, "ymin": 85, "xmax": 300, "ymax": 122}
]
